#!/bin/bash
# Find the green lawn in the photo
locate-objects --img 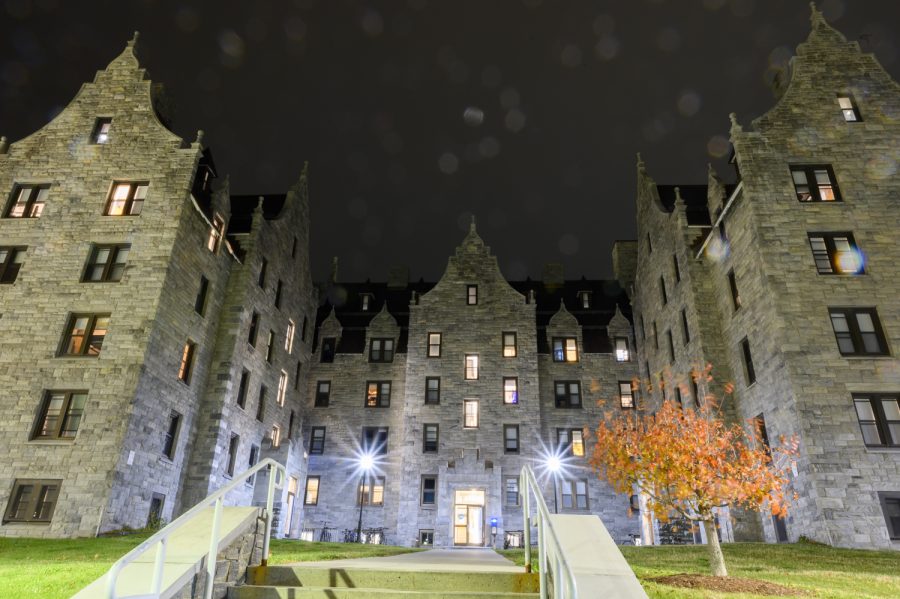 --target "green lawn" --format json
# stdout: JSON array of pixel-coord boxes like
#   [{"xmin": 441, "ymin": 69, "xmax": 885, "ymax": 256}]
[{"xmin": 502, "ymin": 541, "xmax": 900, "ymax": 598}]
